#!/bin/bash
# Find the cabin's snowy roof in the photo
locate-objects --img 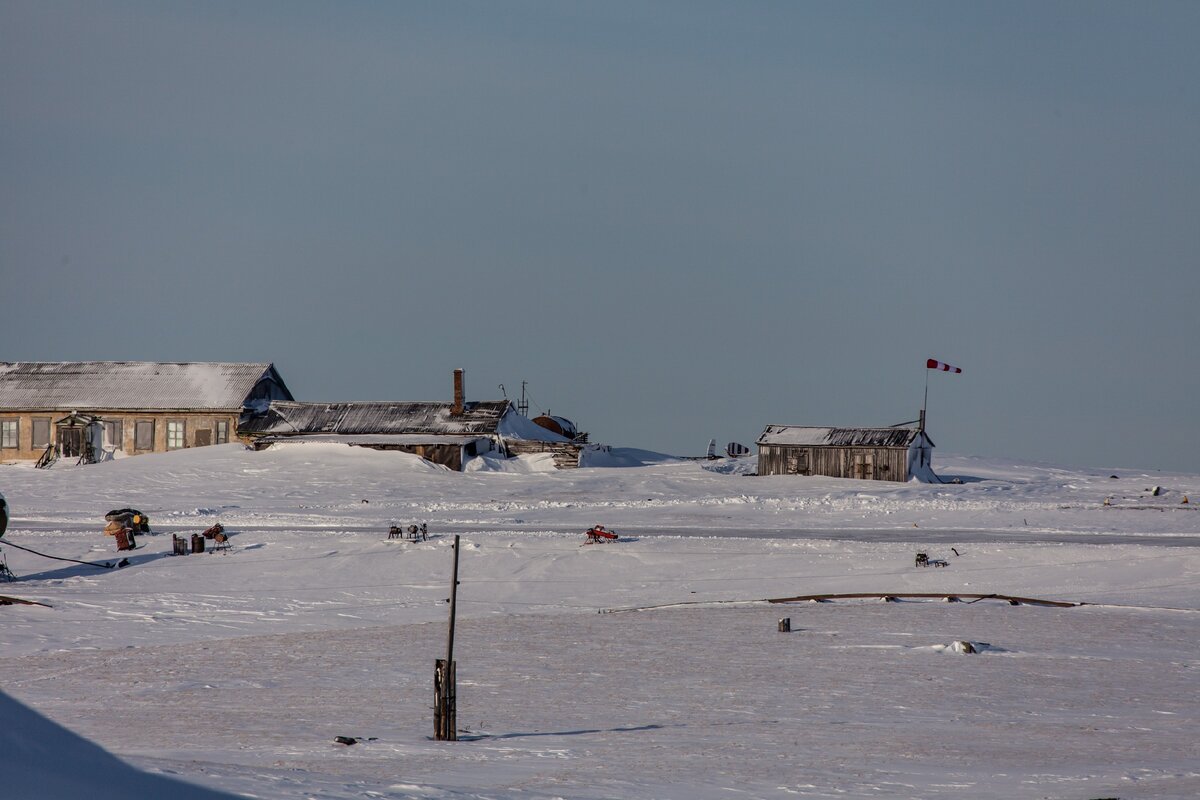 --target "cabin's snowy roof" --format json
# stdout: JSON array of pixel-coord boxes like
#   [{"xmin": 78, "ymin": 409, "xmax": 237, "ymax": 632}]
[
  {"xmin": 241, "ymin": 400, "xmax": 512, "ymax": 437},
  {"xmin": 260, "ymin": 433, "xmax": 488, "ymax": 447},
  {"xmin": 757, "ymin": 425, "xmax": 928, "ymax": 448},
  {"xmin": 0, "ymin": 362, "xmax": 285, "ymax": 411}
]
